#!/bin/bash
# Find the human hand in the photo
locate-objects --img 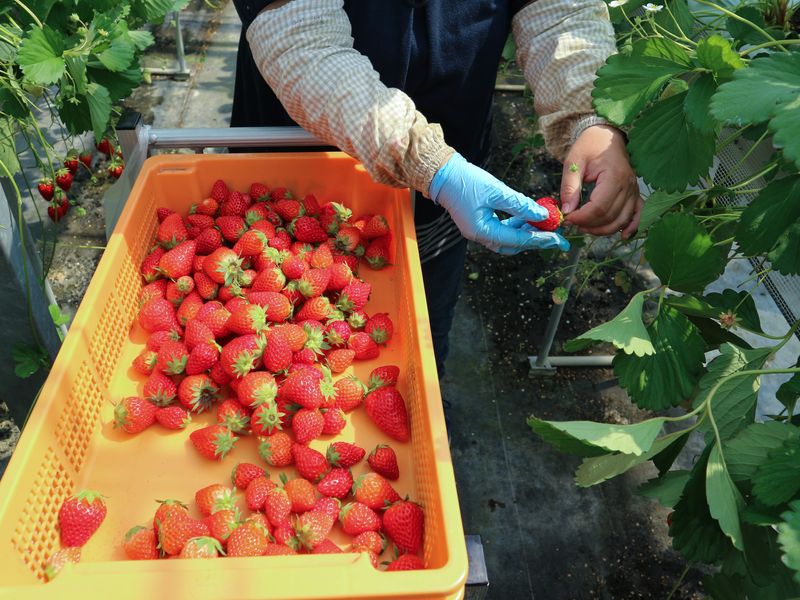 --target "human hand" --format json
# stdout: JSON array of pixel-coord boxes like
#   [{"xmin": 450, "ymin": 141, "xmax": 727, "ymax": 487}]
[
  {"xmin": 560, "ymin": 125, "xmax": 642, "ymax": 240},
  {"xmin": 429, "ymin": 153, "xmax": 570, "ymax": 255}
]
